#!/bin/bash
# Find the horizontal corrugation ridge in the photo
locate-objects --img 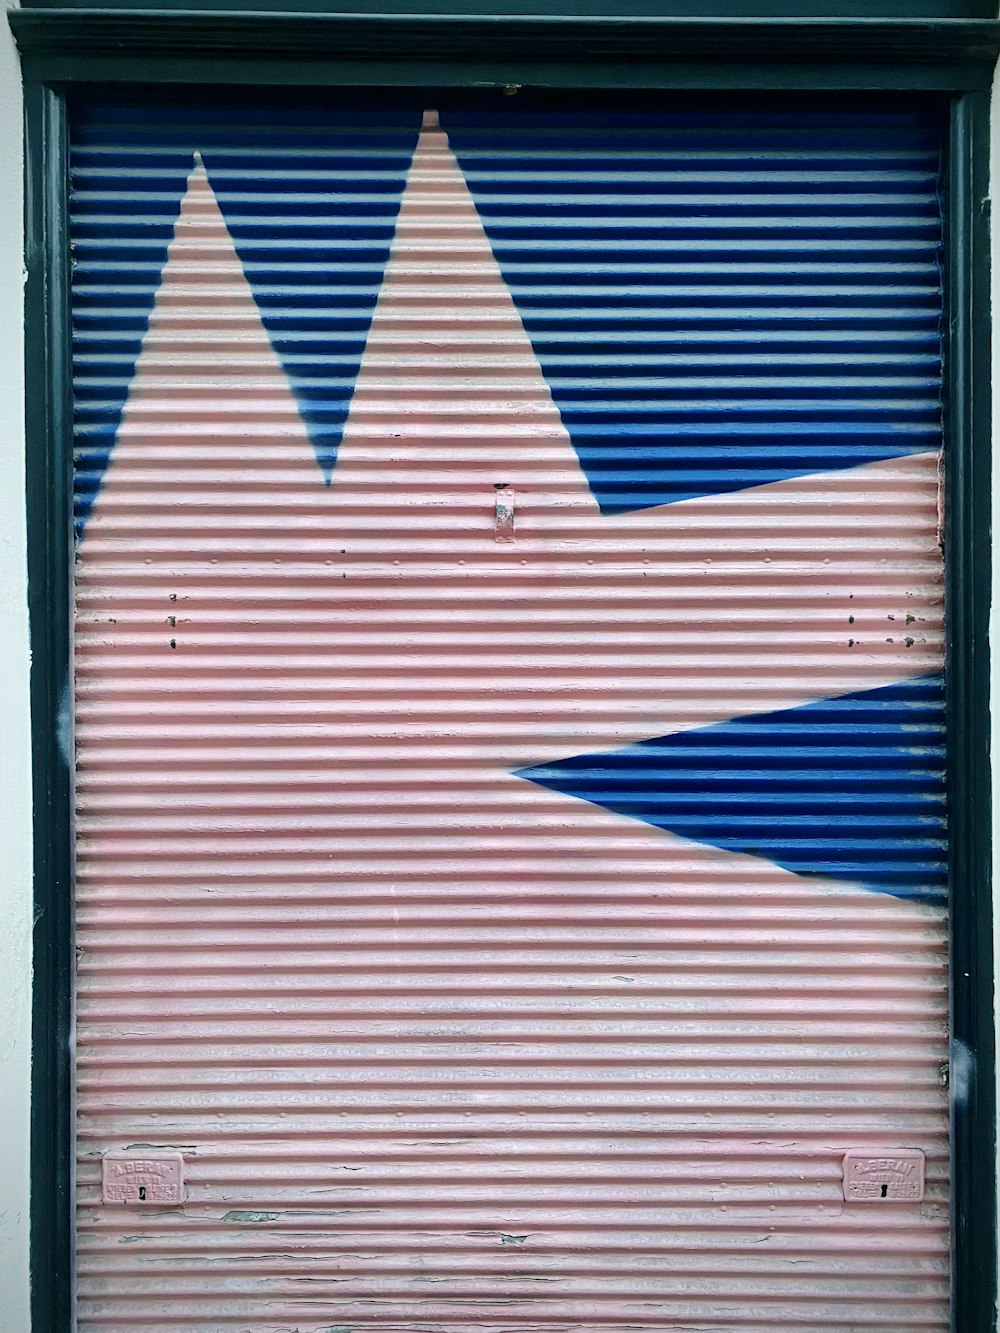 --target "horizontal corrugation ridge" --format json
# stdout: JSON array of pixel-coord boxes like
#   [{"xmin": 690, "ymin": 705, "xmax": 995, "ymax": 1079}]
[{"xmin": 72, "ymin": 98, "xmax": 948, "ymax": 1332}]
